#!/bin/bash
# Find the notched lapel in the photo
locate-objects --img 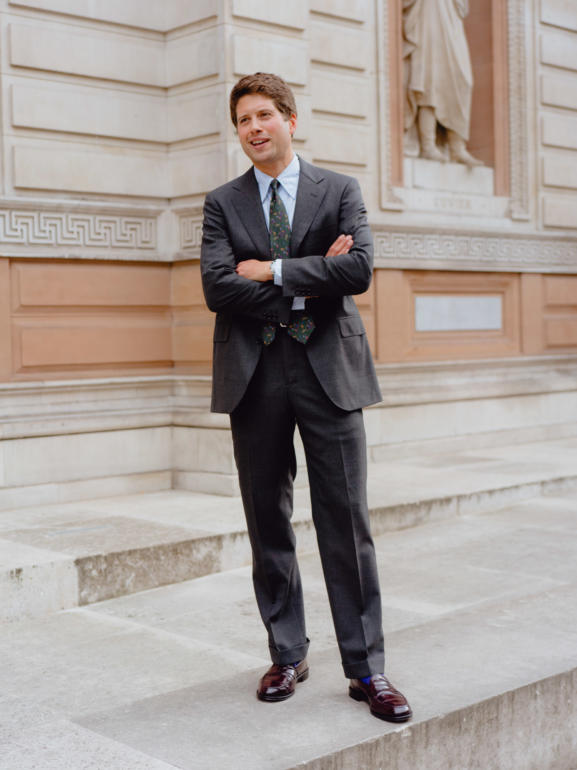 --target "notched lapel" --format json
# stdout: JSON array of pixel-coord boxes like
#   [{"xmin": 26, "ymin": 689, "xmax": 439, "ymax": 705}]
[
  {"xmin": 230, "ymin": 169, "xmax": 270, "ymax": 258},
  {"xmin": 290, "ymin": 165, "xmax": 327, "ymax": 257}
]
